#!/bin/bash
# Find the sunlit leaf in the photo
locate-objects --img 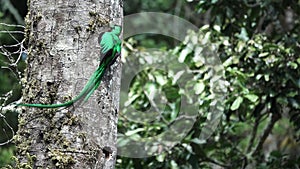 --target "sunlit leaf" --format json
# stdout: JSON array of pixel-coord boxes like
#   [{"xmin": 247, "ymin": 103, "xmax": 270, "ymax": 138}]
[
  {"xmin": 230, "ymin": 96, "xmax": 243, "ymax": 110},
  {"xmin": 236, "ymin": 27, "xmax": 249, "ymax": 41},
  {"xmin": 125, "ymin": 128, "xmax": 145, "ymax": 136},
  {"xmin": 191, "ymin": 138, "xmax": 206, "ymax": 144},
  {"xmin": 178, "ymin": 47, "xmax": 192, "ymax": 63},
  {"xmin": 244, "ymin": 94, "xmax": 259, "ymax": 103},
  {"xmin": 194, "ymin": 81, "xmax": 205, "ymax": 95},
  {"xmin": 258, "ymin": 52, "xmax": 269, "ymax": 57}
]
